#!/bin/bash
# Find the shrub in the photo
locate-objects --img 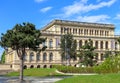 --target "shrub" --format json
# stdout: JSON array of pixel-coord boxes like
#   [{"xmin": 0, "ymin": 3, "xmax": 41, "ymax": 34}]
[
  {"xmin": 94, "ymin": 55, "xmax": 120, "ymax": 74},
  {"xmin": 53, "ymin": 65, "xmax": 95, "ymax": 73}
]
